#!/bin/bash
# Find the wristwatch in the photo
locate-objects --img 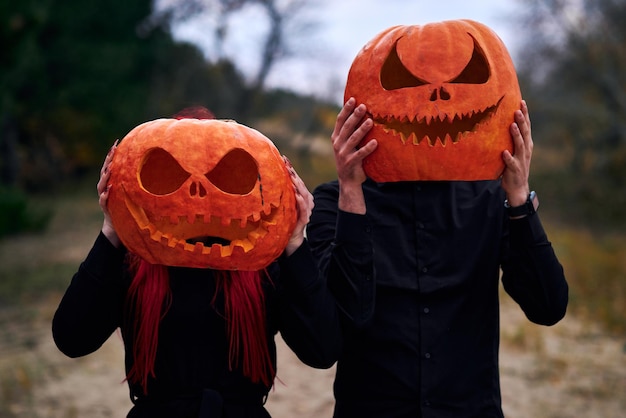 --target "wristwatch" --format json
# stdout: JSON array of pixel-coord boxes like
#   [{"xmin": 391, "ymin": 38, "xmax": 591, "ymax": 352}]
[{"xmin": 504, "ymin": 191, "xmax": 539, "ymax": 218}]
